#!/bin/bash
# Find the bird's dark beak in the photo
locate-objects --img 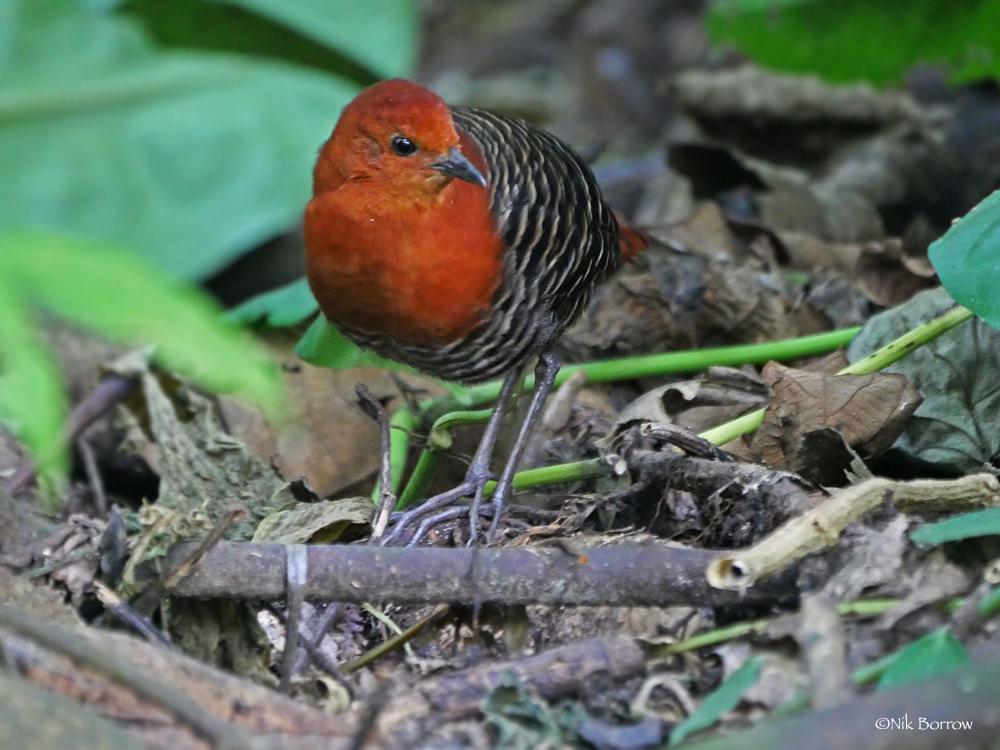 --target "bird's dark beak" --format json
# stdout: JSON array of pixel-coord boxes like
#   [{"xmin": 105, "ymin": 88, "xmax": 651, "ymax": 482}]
[{"xmin": 430, "ymin": 148, "xmax": 487, "ymax": 187}]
